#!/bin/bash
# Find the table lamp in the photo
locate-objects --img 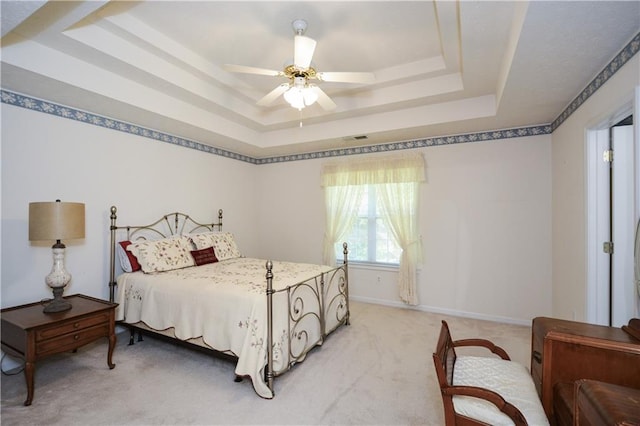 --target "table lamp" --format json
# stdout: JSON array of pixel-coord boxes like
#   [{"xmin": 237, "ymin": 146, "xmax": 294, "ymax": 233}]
[{"xmin": 29, "ymin": 200, "xmax": 85, "ymax": 313}]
